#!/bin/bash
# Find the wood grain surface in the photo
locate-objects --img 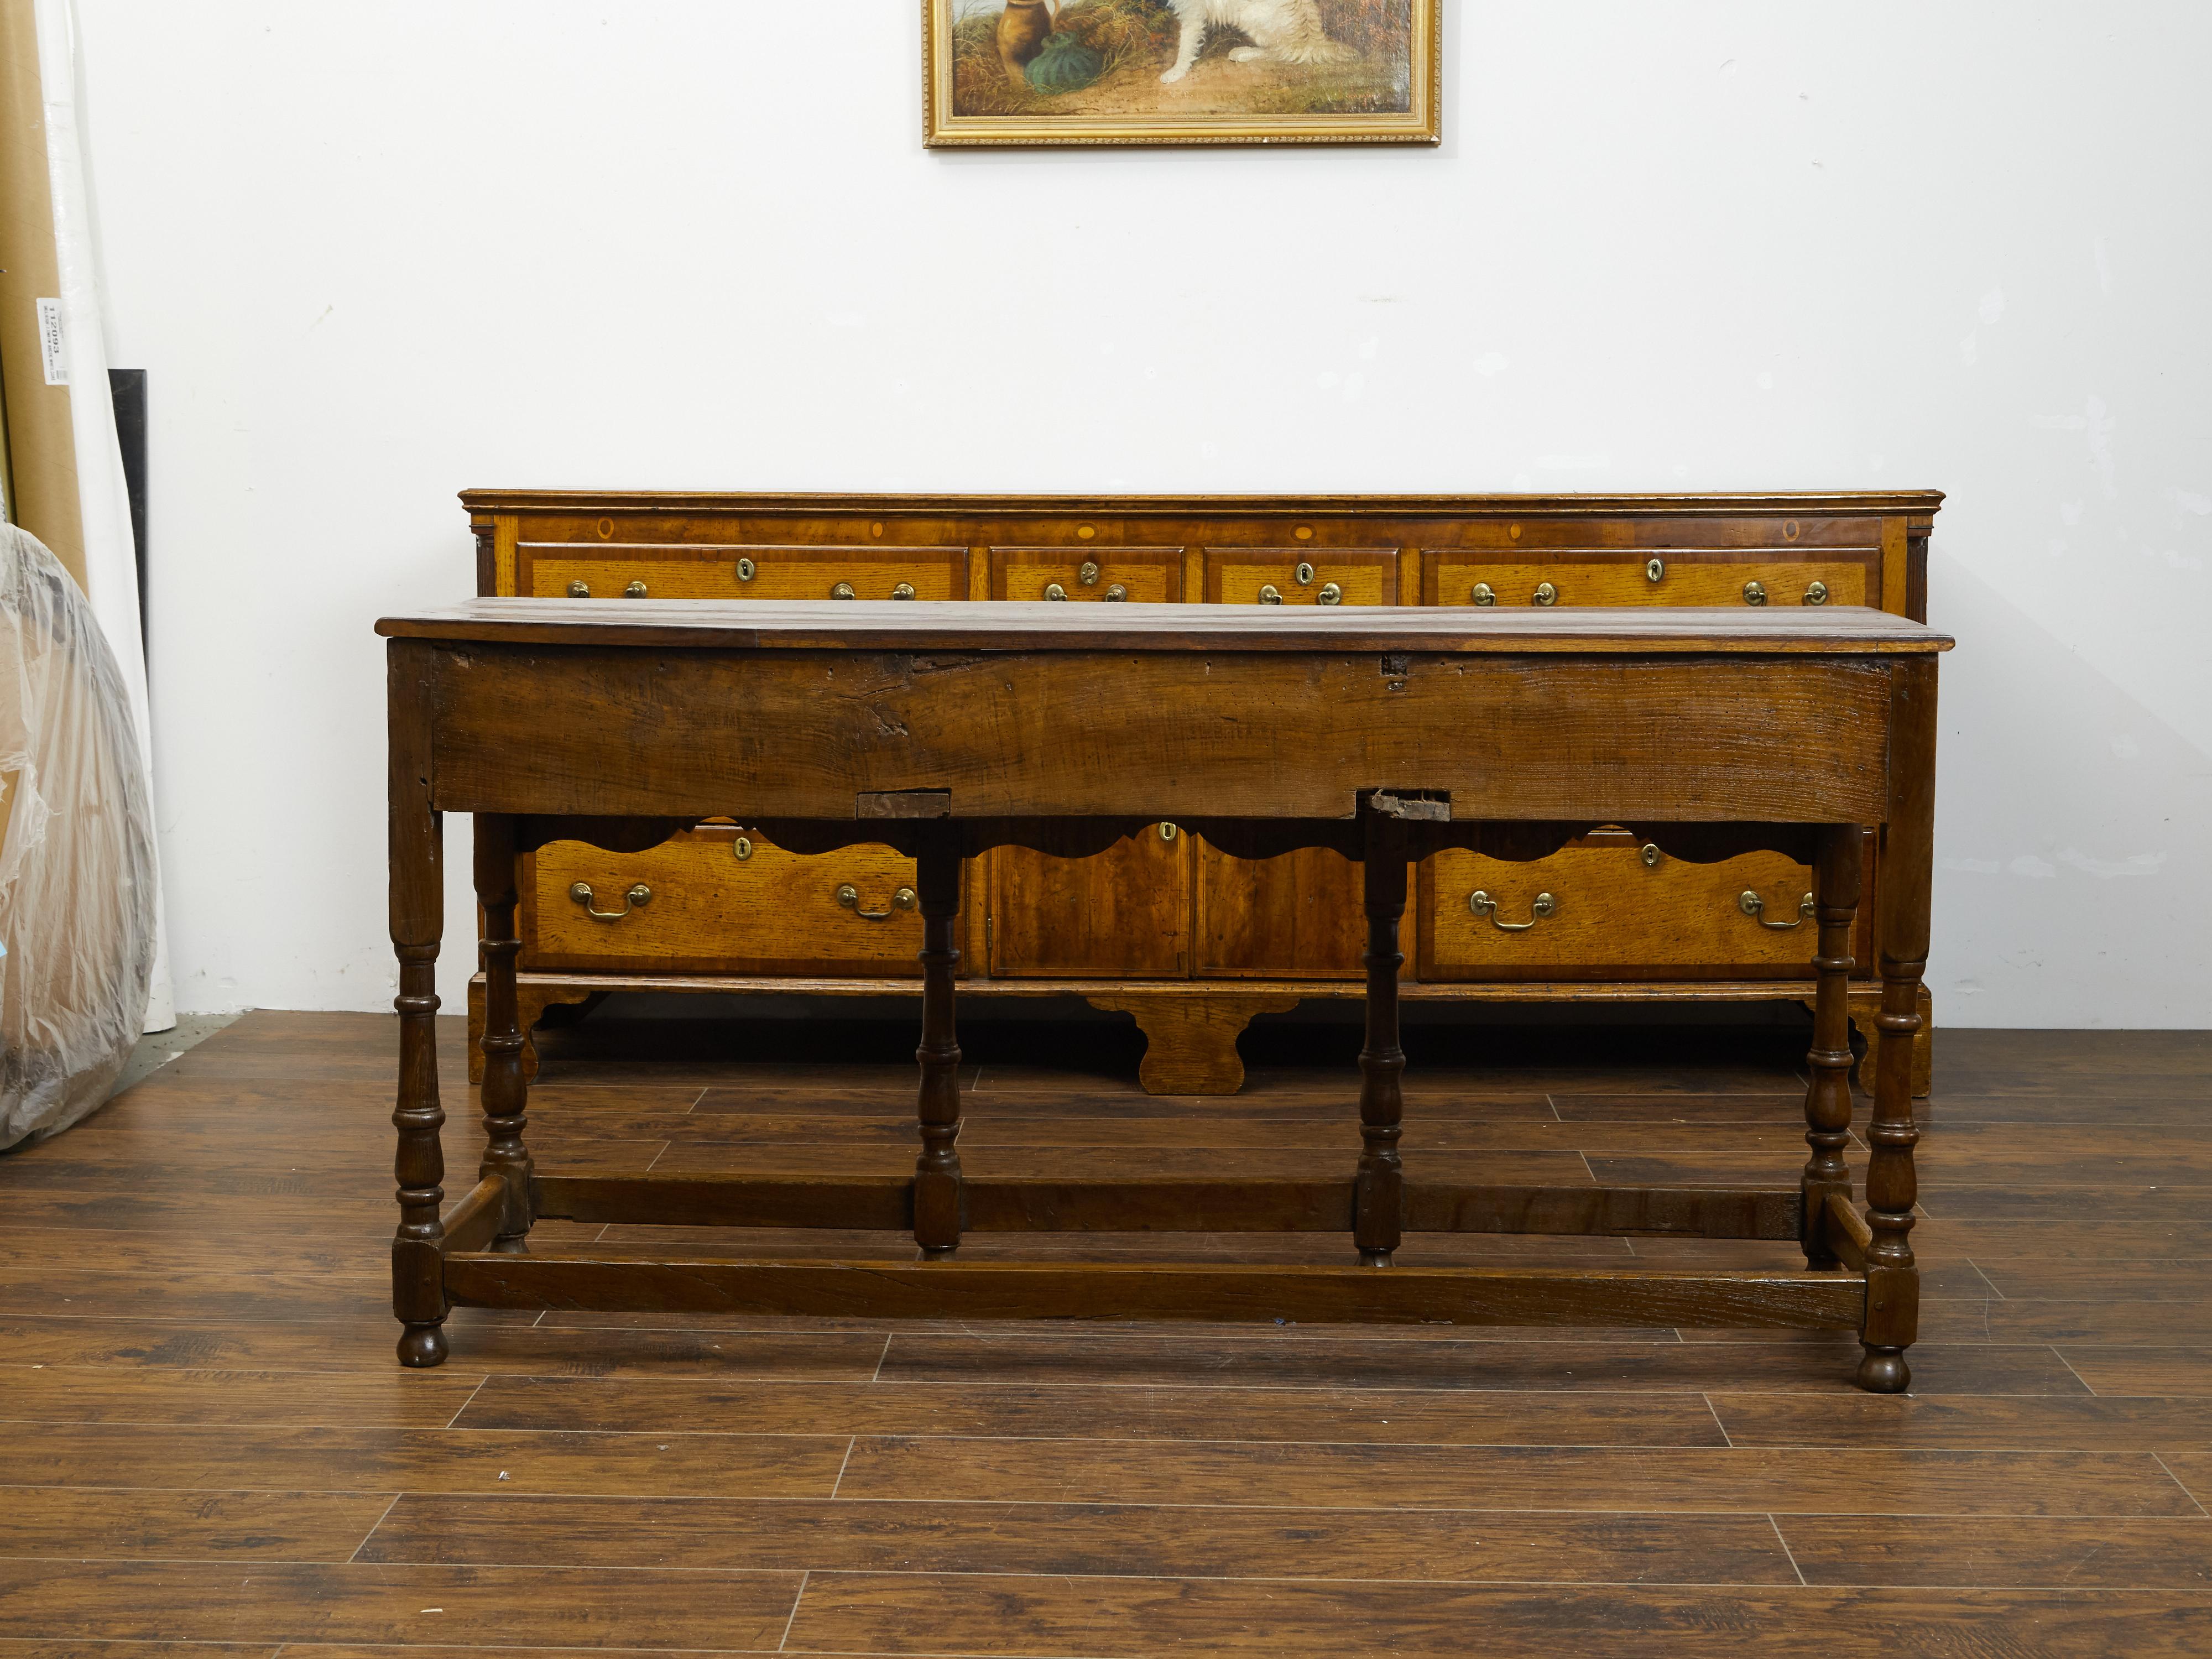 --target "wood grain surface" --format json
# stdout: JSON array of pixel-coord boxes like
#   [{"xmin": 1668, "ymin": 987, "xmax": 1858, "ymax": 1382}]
[{"xmin": 2, "ymin": 1011, "xmax": 2203, "ymax": 1655}]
